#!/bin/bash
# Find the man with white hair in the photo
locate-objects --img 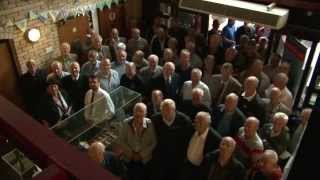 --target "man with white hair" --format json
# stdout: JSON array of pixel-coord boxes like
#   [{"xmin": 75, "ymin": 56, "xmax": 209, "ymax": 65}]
[
  {"xmin": 235, "ymin": 117, "xmax": 264, "ymax": 168},
  {"xmin": 201, "ymin": 136, "xmax": 246, "ymax": 180},
  {"xmin": 247, "ymin": 149, "xmax": 282, "ymax": 180},
  {"xmin": 180, "ymin": 112, "xmax": 221, "ymax": 180},
  {"xmin": 265, "ymin": 72, "xmax": 293, "ymax": 109},
  {"xmin": 139, "ymin": 54, "xmax": 163, "ymax": 85},
  {"xmin": 47, "ymin": 61, "xmax": 70, "ymax": 83},
  {"xmin": 96, "ymin": 58, "xmax": 120, "ymax": 92},
  {"xmin": 239, "ymin": 76, "xmax": 267, "ymax": 125},
  {"xmin": 91, "ymin": 34, "xmax": 111, "ymax": 61},
  {"xmin": 182, "ymin": 68, "xmax": 211, "ymax": 107},
  {"xmin": 111, "ymin": 49, "xmax": 129, "ymax": 78},
  {"xmin": 118, "ymin": 102, "xmax": 156, "ymax": 180},
  {"xmin": 151, "ymin": 99, "xmax": 192, "ymax": 180},
  {"xmin": 56, "ymin": 42, "xmax": 78, "ymax": 72},
  {"xmin": 150, "ymin": 62, "xmax": 181, "ymax": 102},
  {"xmin": 214, "ymin": 93, "xmax": 246, "ymax": 137},
  {"xmin": 81, "ymin": 49, "xmax": 100, "ymax": 76},
  {"xmin": 260, "ymin": 112, "xmax": 290, "ymax": 160},
  {"xmin": 181, "ymin": 88, "xmax": 212, "ymax": 120}
]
